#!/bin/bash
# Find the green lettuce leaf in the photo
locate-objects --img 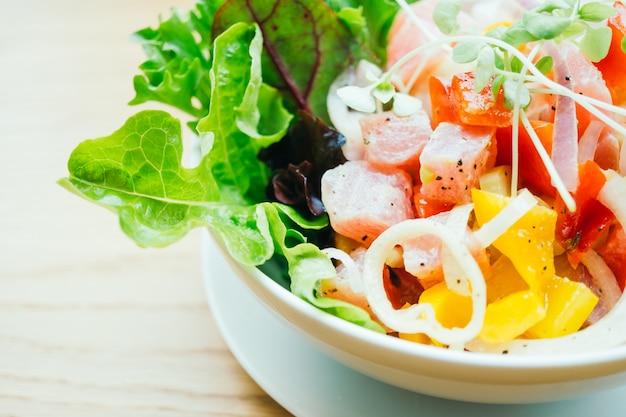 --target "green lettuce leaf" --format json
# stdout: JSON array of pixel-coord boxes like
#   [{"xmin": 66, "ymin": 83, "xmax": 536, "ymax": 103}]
[
  {"xmin": 263, "ymin": 203, "xmax": 385, "ymax": 332},
  {"xmin": 196, "ymin": 22, "xmax": 292, "ymax": 203},
  {"xmin": 129, "ymin": 1, "xmax": 225, "ymax": 118},
  {"xmin": 324, "ymin": 0, "xmax": 410, "ymax": 64},
  {"xmin": 57, "ymin": 110, "xmax": 272, "ymax": 264},
  {"xmin": 58, "ymin": 110, "xmax": 272, "ymax": 264},
  {"xmin": 324, "ymin": 0, "xmax": 421, "ymax": 65},
  {"xmin": 353, "ymin": 0, "xmax": 408, "ymax": 64},
  {"xmin": 59, "ymin": 22, "xmax": 292, "ymax": 265}
]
